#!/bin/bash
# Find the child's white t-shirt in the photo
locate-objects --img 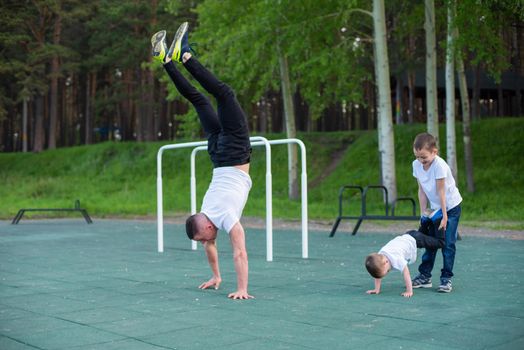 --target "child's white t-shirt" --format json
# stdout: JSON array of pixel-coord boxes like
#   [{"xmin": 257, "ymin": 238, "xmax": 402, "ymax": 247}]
[
  {"xmin": 379, "ymin": 235, "xmax": 417, "ymax": 273},
  {"xmin": 201, "ymin": 166, "xmax": 252, "ymax": 233},
  {"xmin": 412, "ymin": 155, "xmax": 462, "ymax": 211}
]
